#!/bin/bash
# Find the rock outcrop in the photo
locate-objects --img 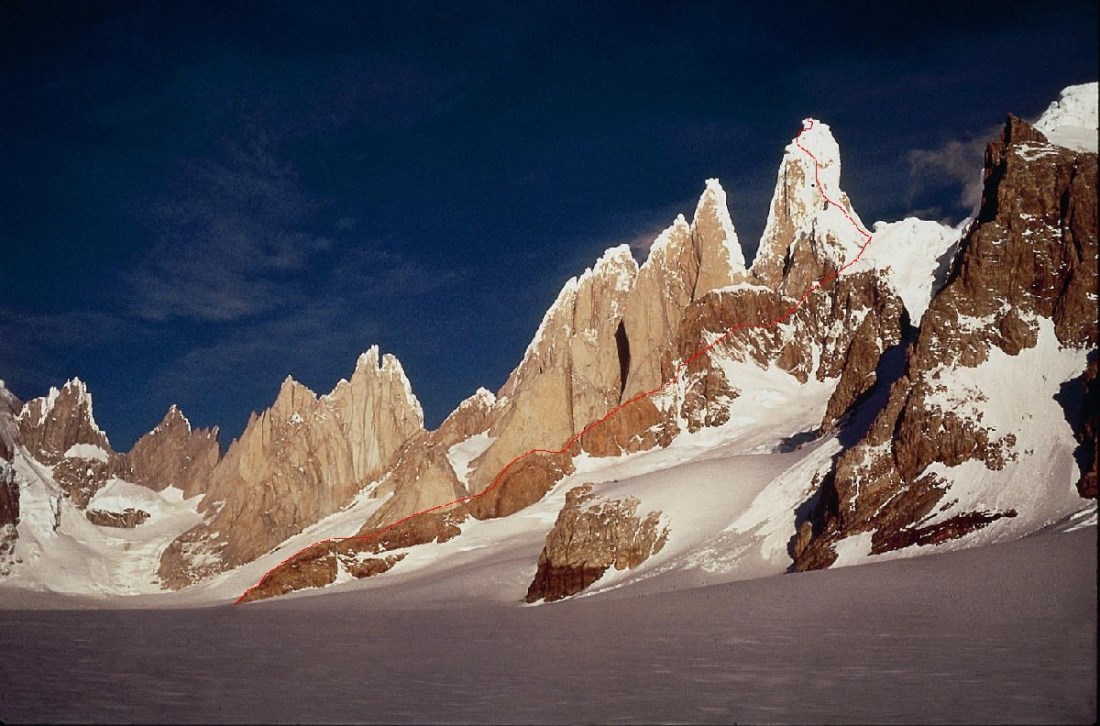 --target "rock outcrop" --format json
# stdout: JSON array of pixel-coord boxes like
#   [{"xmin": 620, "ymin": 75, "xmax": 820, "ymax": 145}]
[
  {"xmin": 0, "ymin": 465, "xmax": 17, "ymax": 576},
  {"xmin": 793, "ymin": 116, "xmax": 1099, "ymax": 570},
  {"xmin": 158, "ymin": 347, "xmax": 426, "ymax": 588},
  {"xmin": 85, "ymin": 507, "xmax": 150, "ymax": 528},
  {"xmin": 525, "ymin": 484, "xmax": 669, "ymax": 602},
  {"xmin": 236, "ymin": 509, "xmax": 466, "ymax": 604},
  {"xmin": 1071, "ymin": 355, "xmax": 1098, "ymax": 498}
]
